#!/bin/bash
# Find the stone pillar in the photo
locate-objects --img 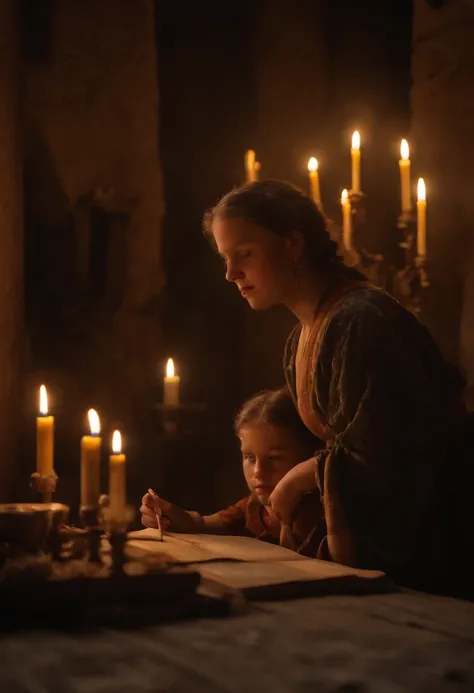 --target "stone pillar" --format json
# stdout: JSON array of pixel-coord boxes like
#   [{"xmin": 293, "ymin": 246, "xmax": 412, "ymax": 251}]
[
  {"xmin": 0, "ymin": 0, "xmax": 23, "ymax": 496},
  {"xmin": 411, "ymin": 0, "xmax": 474, "ymax": 404}
]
